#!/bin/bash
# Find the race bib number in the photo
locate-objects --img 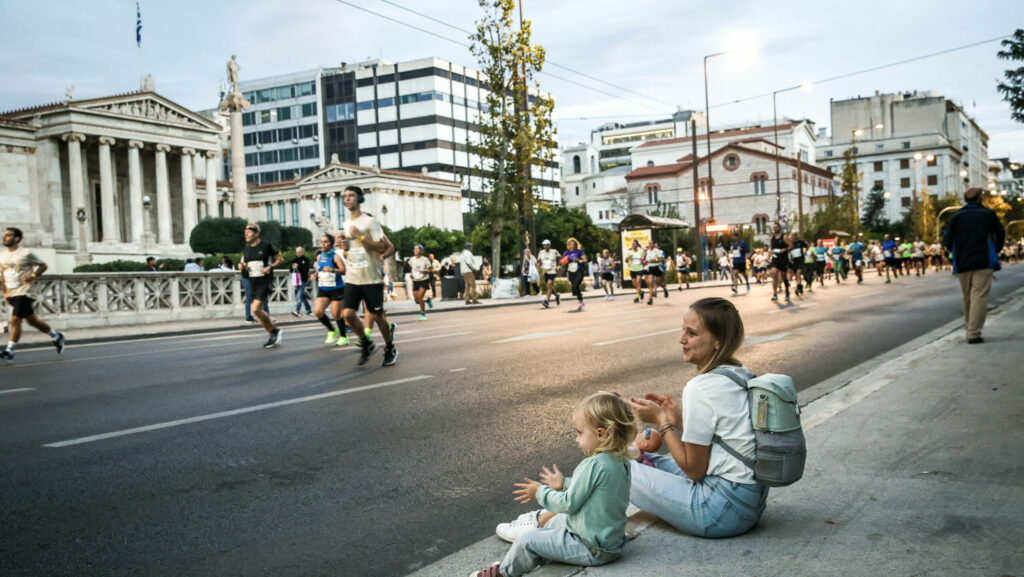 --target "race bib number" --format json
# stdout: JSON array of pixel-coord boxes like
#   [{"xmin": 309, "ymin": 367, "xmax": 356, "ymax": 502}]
[
  {"xmin": 3, "ymin": 270, "xmax": 21, "ymax": 289},
  {"xmin": 568, "ymin": 262, "xmax": 579, "ymax": 273},
  {"xmin": 347, "ymin": 247, "xmax": 369, "ymax": 269},
  {"xmin": 246, "ymin": 261, "xmax": 265, "ymax": 278},
  {"xmin": 772, "ymin": 248, "xmax": 782, "ymax": 255},
  {"xmin": 884, "ymin": 250, "xmax": 893, "ymax": 258},
  {"xmin": 855, "ymin": 260, "xmax": 864, "ymax": 267},
  {"xmin": 790, "ymin": 248, "xmax": 803, "ymax": 259},
  {"xmin": 317, "ymin": 270, "xmax": 336, "ymax": 288},
  {"xmin": 731, "ymin": 250, "xmax": 741, "ymax": 259}
]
